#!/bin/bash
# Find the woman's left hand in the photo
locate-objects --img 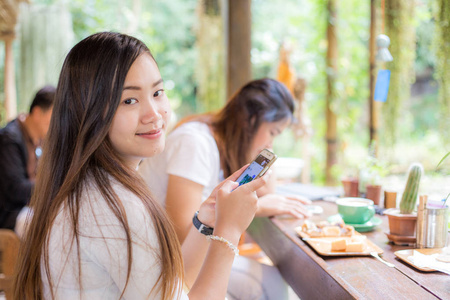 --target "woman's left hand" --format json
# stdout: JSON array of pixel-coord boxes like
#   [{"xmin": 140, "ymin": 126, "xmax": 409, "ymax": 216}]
[{"xmin": 255, "ymin": 194, "xmax": 312, "ymax": 218}]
